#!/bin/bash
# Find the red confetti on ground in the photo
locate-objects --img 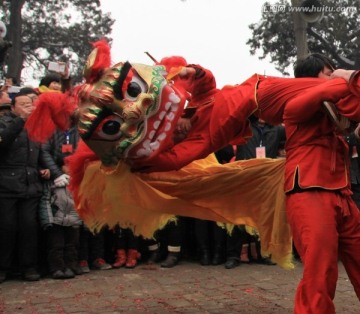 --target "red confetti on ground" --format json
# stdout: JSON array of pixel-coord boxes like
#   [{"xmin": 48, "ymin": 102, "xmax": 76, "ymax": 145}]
[{"xmin": 244, "ymin": 288, "xmax": 254, "ymax": 293}]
